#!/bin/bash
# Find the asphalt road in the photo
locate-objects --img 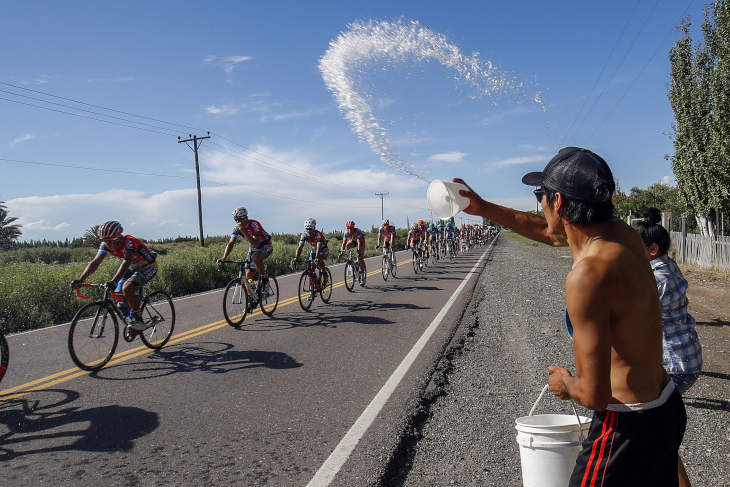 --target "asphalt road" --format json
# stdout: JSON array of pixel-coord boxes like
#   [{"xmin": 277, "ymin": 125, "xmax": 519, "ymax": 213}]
[{"xmin": 0, "ymin": 244, "xmax": 495, "ymax": 486}]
